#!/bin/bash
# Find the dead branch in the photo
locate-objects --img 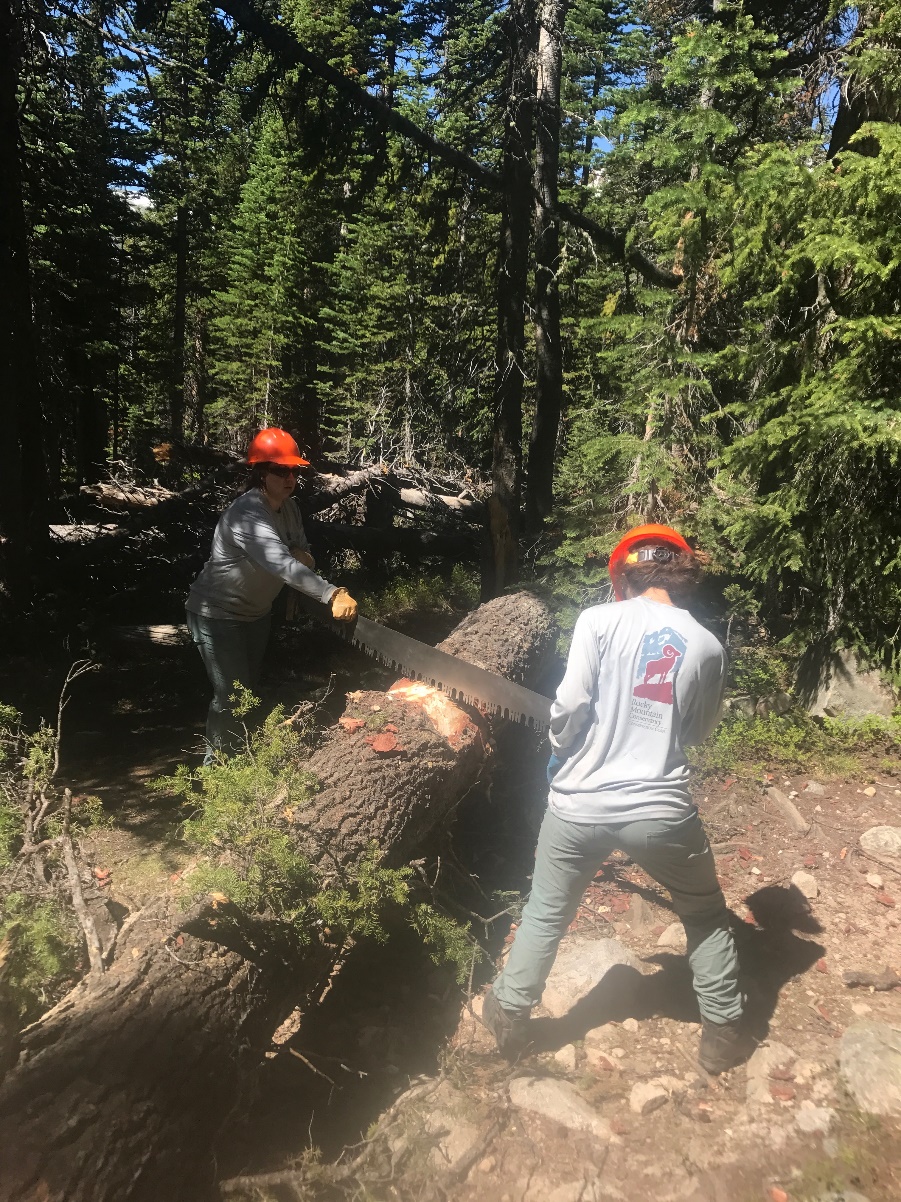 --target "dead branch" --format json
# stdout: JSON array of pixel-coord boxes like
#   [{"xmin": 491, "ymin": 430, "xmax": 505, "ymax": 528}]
[{"xmin": 60, "ymin": 789, "xmax": 105, "ymax": 980}]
